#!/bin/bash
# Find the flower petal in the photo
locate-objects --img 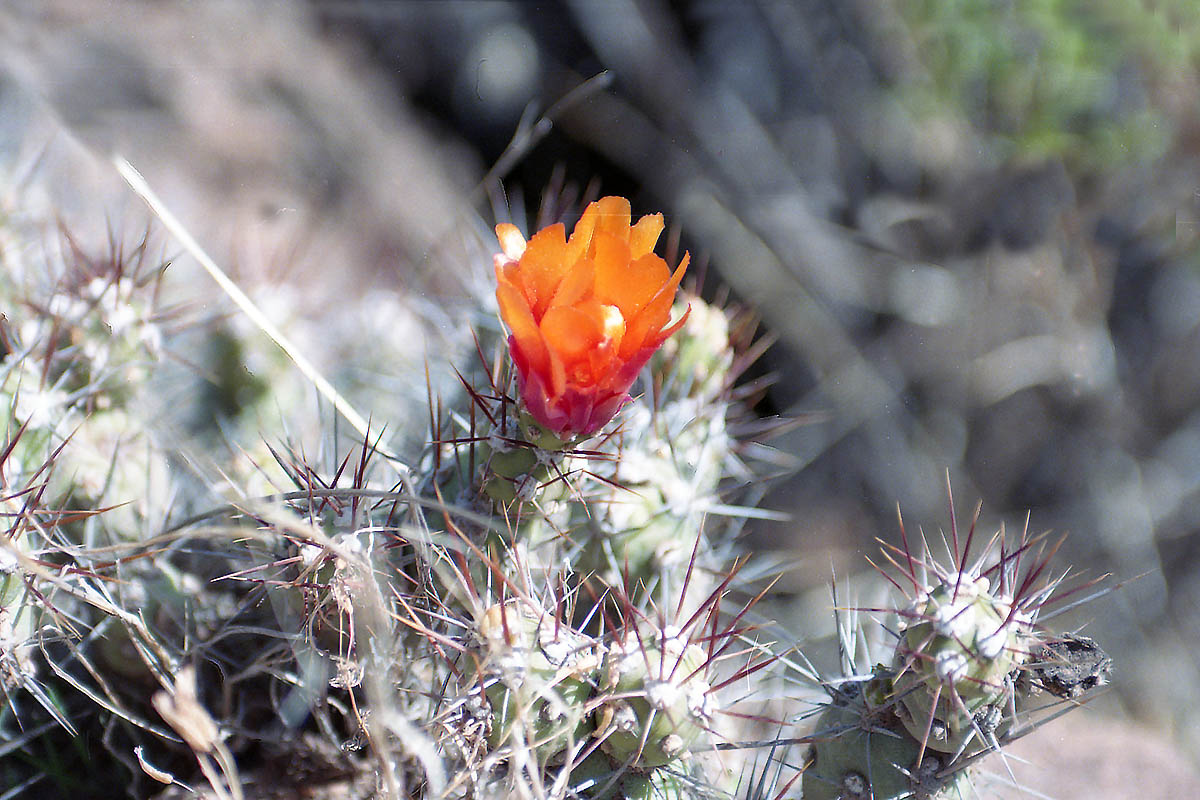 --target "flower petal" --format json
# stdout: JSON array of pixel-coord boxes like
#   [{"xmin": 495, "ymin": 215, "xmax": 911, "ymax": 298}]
[
  {"xmin": 620, "ymin": 253, "xmax": 689, "ymax": 358},
  {"xmin": 629, "ymin": 213, "xmax": 664, "ymax": 258},
  {"xmin": 541, "ymin": 304, "xmax": 604, "ymax": 359},
  {"xmin": 595, "ymin": 249, "xmax": 671, "ymax": 319},
  {"xmin": 517, "ymin": 223, "xmax": 570, "ymax": 317},
  {"xmin": 495, "ymin": 223, "xmax": 527, "ymax": 262},
  {"xmin": 549, "ymin": 256, "xmax": 594, "ymax": 311},
  {"xmin": 589, "ymin": 196, "xmax": 632, "ymax": 243},
  {"xmin": 546, "ymin": 340, "xmax": 568, "ymax": 399},
  {"xmin": 566, "ymin": 197, "xmax": 630, "ymax": 264},
  {"xmin": 497, "ymin": 282, "xmax": 549, "ymax": 371}
]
